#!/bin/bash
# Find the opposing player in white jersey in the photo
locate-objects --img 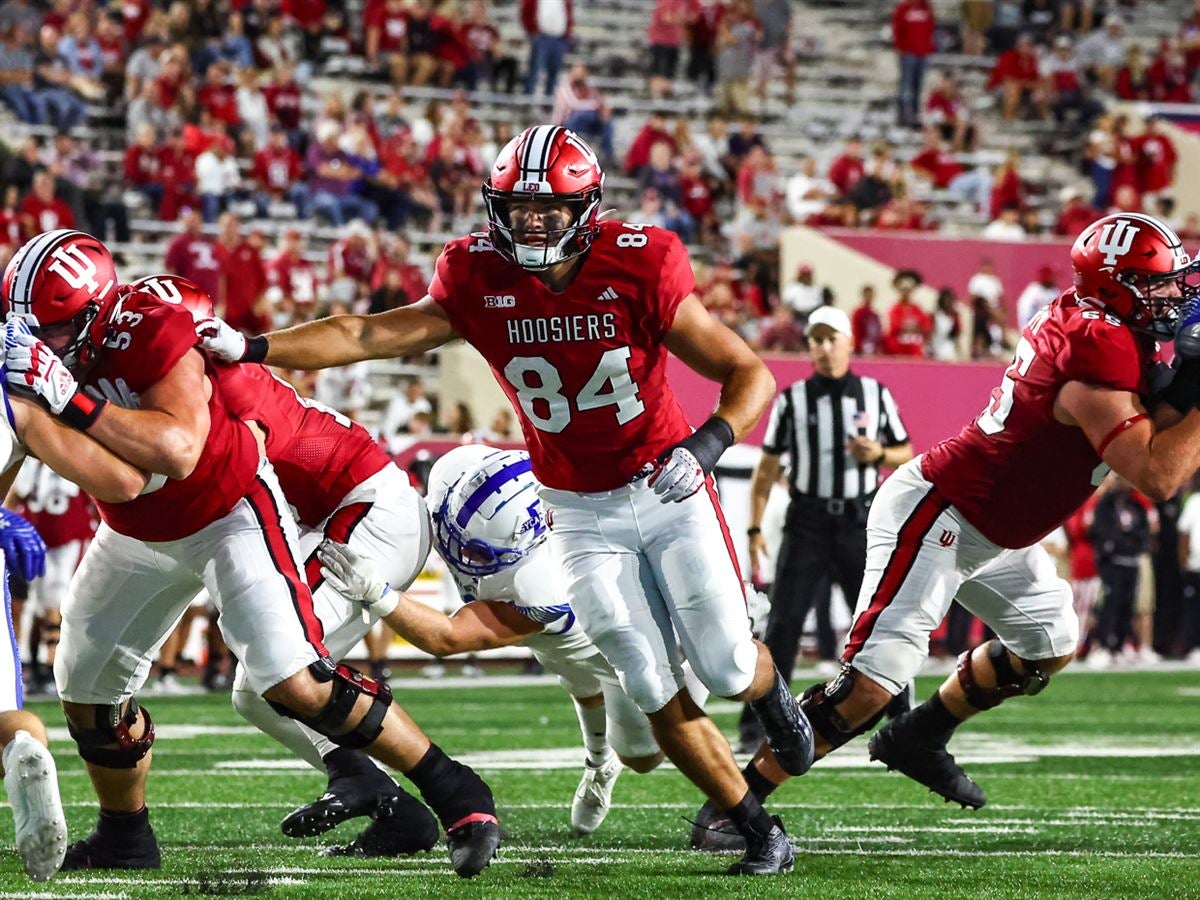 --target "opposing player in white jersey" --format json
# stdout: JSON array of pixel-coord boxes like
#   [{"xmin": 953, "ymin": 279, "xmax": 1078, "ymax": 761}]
[
  {"xmin": 199, "ymin": 125, "xmax": 813, "ymax": 875},
  {"xmin": 0, "ymin": 353, "xmax": 153, "ymax": 880},
  {"xmin": 319, "ymin": 444, "xmax": 710, "ymax": 834}
]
